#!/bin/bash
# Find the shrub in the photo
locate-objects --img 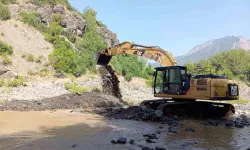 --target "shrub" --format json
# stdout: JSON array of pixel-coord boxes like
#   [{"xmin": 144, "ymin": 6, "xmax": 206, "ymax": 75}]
[
  {"xmin": 0, "ymin": 79, "xmax": 4, "ymax": 87},
  {"xmin": 125, "ymin": 74, "xmax": 133, "ymax": 82},
  {"xmin": 19, "ymin": 11, "xmax": 45, "ymax": 32},
  {"xmin": 52, "ymin": 13, "xmax": 62, "ymax": 23},
  {"xmin": 35, "ymin": 55, "xmax": 43, "ymax": 63},
  {"xmin": 0, "ymin": 0, "xmax": 16, "ymax": 4},
  {"xmin": 0, "ymin": 3, "xmax": 10, "ymax": 20},
  {"xmin": 0, "ymin": 41, "xmax": 13, "ymax": 55},
  {"xmin": 5, "ymin": 76, "xmax": 25, "ymax": 87},
  {"xmin": 46, "ymin": 22, "xmax": 64, "ymax": 36},
  {"xmin": 146, "ymin": 79, "xmax": 153, "ymax": 88},
  {"xmin": 2, "ymin": 54, "xmax": 12, "ymax": 64},
  {"xmin": 64, "ymin": 82, "xmax": 88, "ymax": 93},
  {"xmin": 28, "ymin": 70, "xmax": 37, "ymax": 76},
  {"xmin": 91, "ymin": 86, "xmax": 101, "ymax": 93},
  {"xmin": 64, "ymin": 30, "xmax": 77, "ymax": 43},
  {"xmin": 26, "ymin": 54, "xmax": 34, "ymax": 62}
]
